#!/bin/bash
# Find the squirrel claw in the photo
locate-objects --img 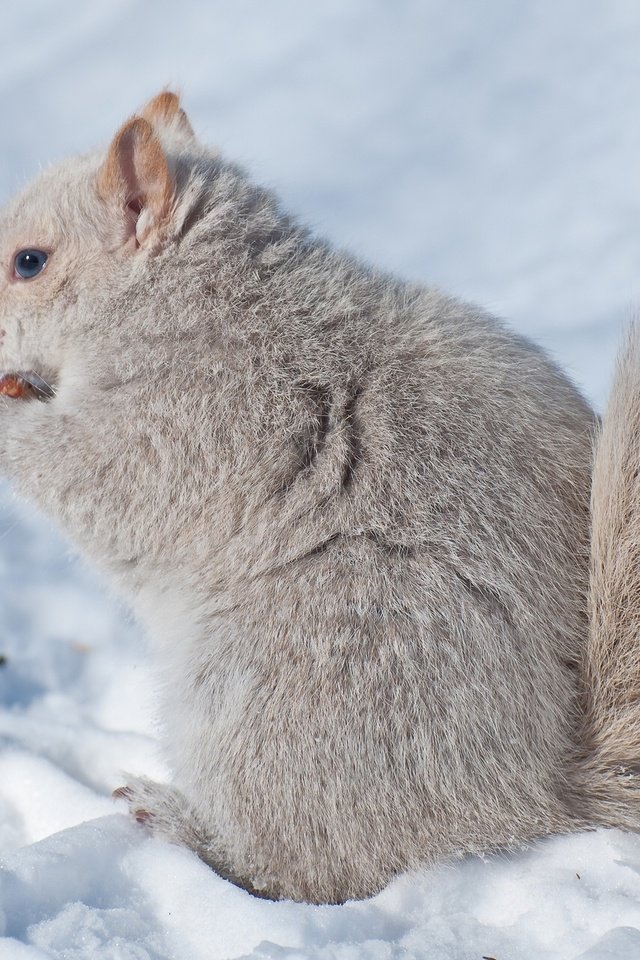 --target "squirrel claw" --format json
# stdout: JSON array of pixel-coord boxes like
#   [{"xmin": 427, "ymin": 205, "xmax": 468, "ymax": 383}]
[
  {"xmin": 112, "ymin": 785, "xmax": 132, "ymax": 801},
  {"xmin": 113, "ymin": 784, "xmax": 154, "ymax": 828},
  {"xmin": 133, "ymin": 807, "xmax": 153, "ymax": 825}
]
